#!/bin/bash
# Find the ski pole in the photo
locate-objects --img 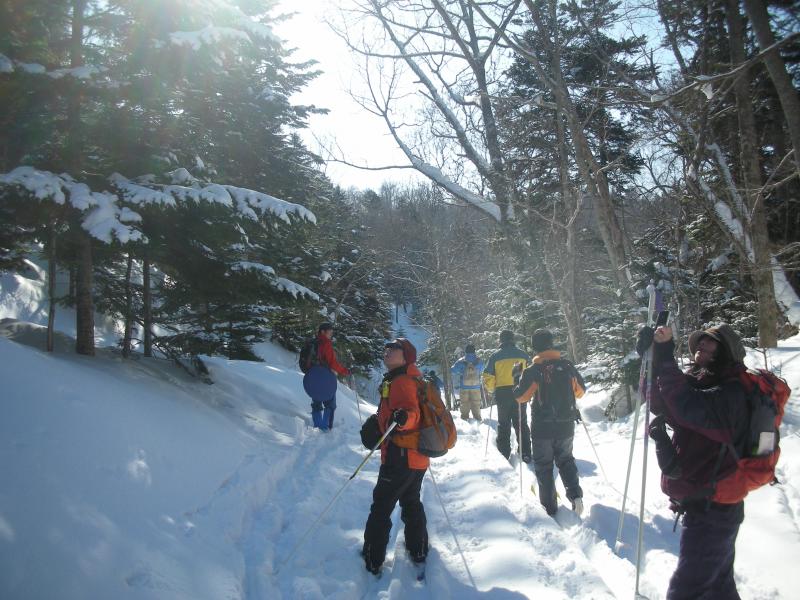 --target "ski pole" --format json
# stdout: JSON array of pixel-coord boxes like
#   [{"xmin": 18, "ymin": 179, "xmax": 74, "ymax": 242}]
[
  {"xmin": 614, "ymin": 283, "xmax": 656, "ymax": 554},
  {"xmin": 579, "ymin": 416, "xmax": 610, "ymax": 486},
  {"xmin": 635, "ymin": 288, "xmax": 663, "ymax": 597},
  {"xmin": 428, "ymin": 466, "xmax": 477, "ymax": 589},
  {"xmin": 482, "ymin": 385, "xmax": 493, "ymax": 458},
  {"xmin": 518, "ymin": 399, "xmax": 524, "ymax": 498},
  {"xmin": 277, "ymin": 421, "xmax": 398, "ymax": 572},
  {"xmin": 349, "ymin": 374, "xmax": 363, "ymax": 426}
]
